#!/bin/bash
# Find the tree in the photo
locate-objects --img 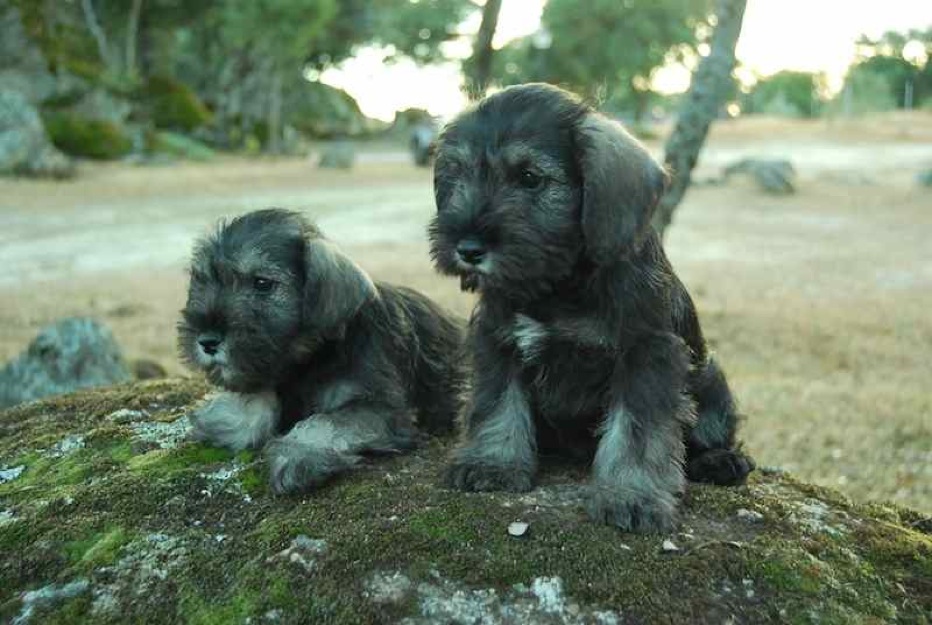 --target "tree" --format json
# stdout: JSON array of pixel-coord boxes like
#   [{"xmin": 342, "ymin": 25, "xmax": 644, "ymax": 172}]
[
  {"xmin": 464, "ymin": 0, "xmax": 503, "ymax": 98},
  {"xmin": 652, "ymin": 0, "xmax": 747, "ymax": 237},
  {"xmin": 494, "ymin": 0, "xmax": 712, "ymax": 119},
  {"xmin": 214, "ymin": 0, "xmax": 337, "ymax": 153},
  {"xmin": 744, "ymin": 70, "xmax": 824, "ymax": 117},
  {"xmin": 843, "ymin": 29, "xmax": 932, "ymax": 110}
]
